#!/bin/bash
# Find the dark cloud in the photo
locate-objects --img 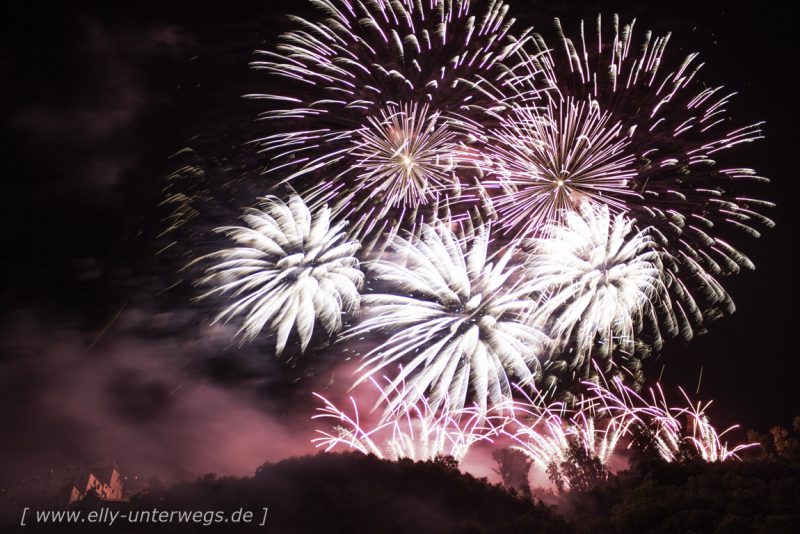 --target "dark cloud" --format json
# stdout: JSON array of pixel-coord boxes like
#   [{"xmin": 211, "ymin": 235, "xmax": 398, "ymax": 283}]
[
  {"xmin": 7, "ymin": 18, "xmax": 190, "ymax": 192},
  {"xmin": 0, "ymin": 311, "xmax": 313, "ymax": 486}
]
